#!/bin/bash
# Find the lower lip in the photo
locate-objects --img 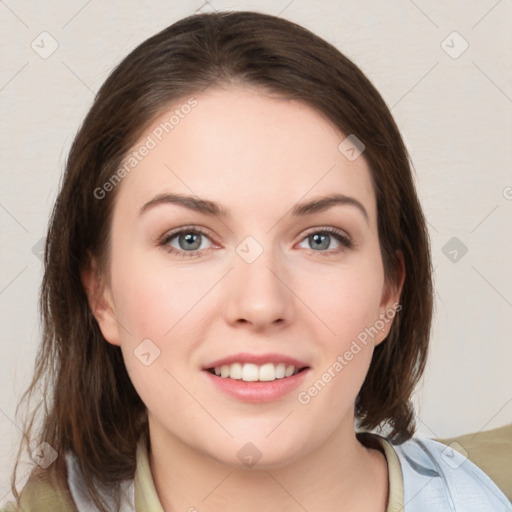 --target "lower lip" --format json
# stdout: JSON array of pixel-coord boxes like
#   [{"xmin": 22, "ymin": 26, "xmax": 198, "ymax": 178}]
[{"xmin": 203, "ymin": 368, "xmax": 310, "ymax": 403}]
